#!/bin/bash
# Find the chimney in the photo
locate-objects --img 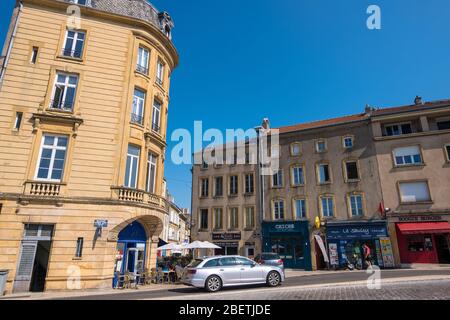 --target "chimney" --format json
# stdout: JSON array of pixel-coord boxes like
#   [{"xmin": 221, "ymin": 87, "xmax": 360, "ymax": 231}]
[
  {"xmin": 364, "ymin": 104, "xmax": 375, "ymax": 116},
  {"xmin": 414, "ymin": 96, "xmax": 423, "ymax": 105},
  {"xmin": 261, "ymin": 118, "xmax": 270, "ymax": 130}
]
